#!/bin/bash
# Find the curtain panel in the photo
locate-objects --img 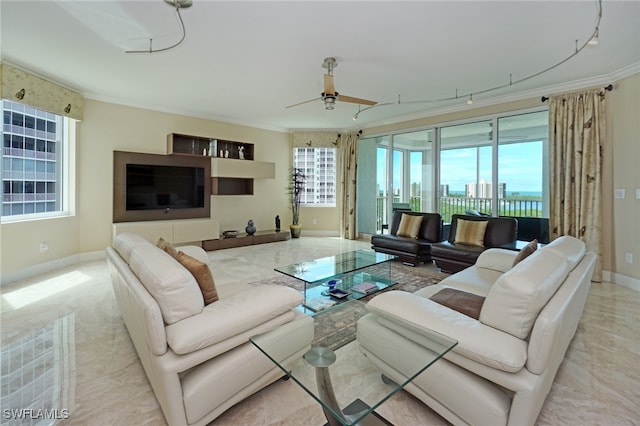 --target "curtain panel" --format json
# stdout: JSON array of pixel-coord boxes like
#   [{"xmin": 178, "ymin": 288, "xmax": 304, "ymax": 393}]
[
  {"xmin": 549, "ymin": 88, "xmax": 605, "ymax": 281},
  {"xmin": 339, "ymin": 132, "xmax": 359, "ymax": 239}
]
